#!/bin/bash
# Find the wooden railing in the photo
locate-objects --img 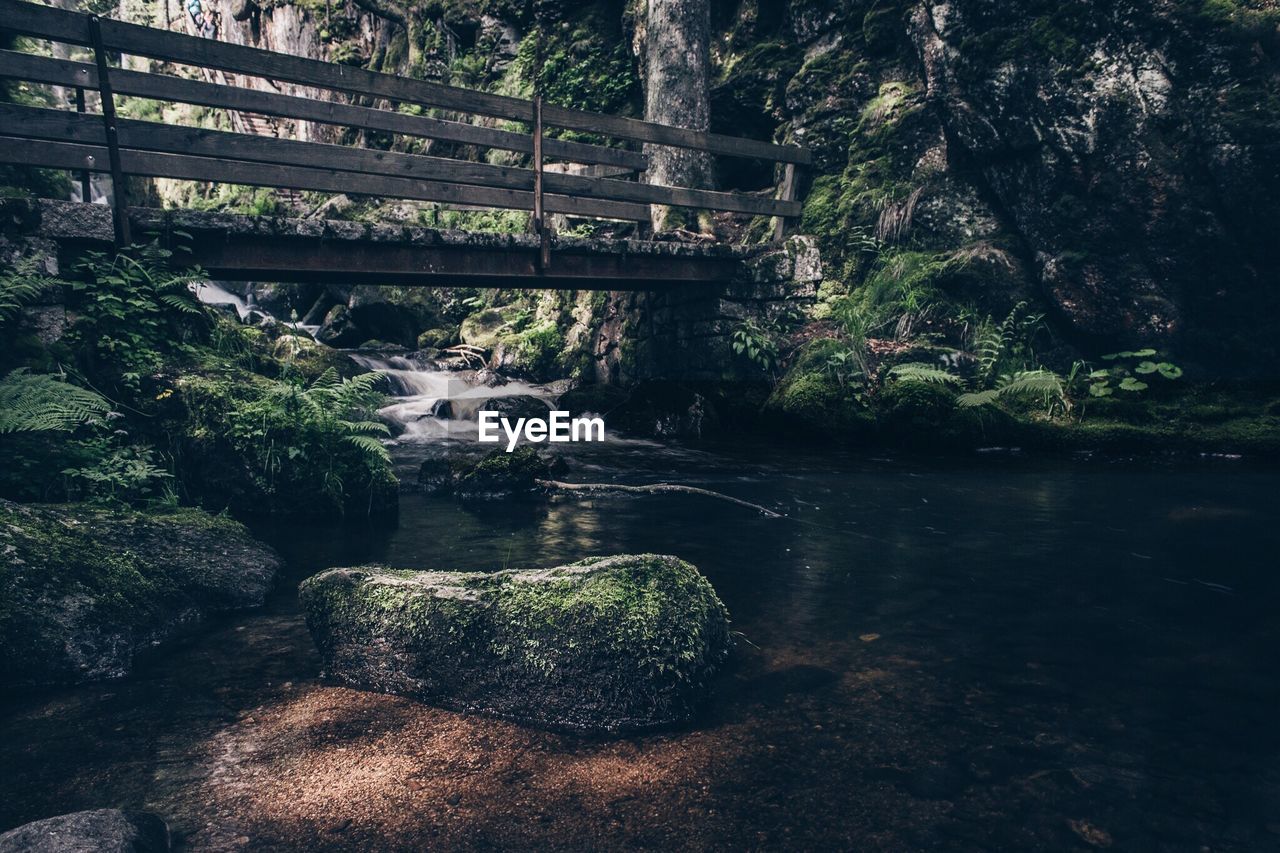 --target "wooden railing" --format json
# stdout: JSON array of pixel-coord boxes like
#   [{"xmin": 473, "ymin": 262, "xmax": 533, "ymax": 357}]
[{"xmin": 0, "ymin": 0, "xmax": 809, "ymax": 268}]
